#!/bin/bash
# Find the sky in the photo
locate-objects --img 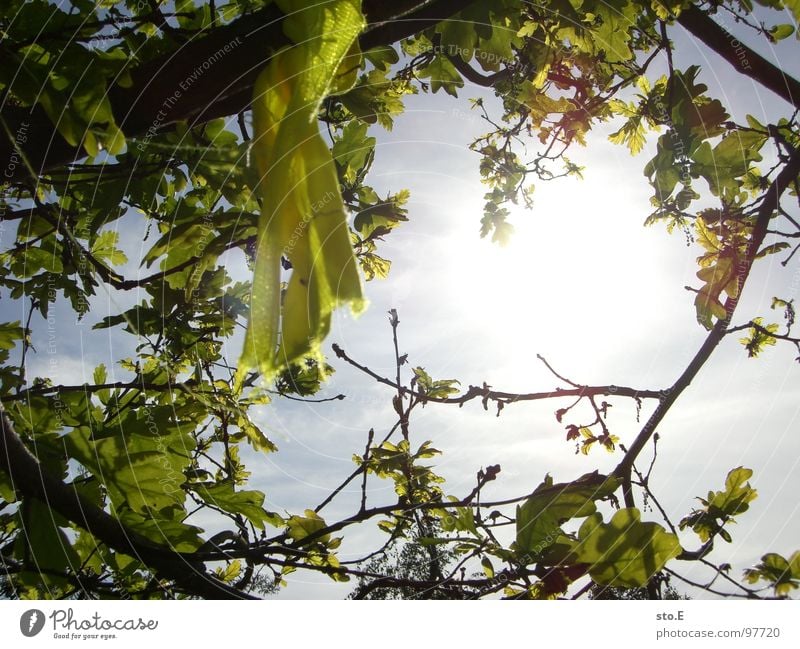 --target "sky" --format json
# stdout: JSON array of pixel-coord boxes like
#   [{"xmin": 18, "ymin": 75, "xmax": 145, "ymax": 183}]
[
  {"xmin": 2, "ymin": 6, "xmax": 799, "ymax": 599},
  {"xmin": 246, "ymin": 16, "xmax": 800, "ymax": 598}
]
